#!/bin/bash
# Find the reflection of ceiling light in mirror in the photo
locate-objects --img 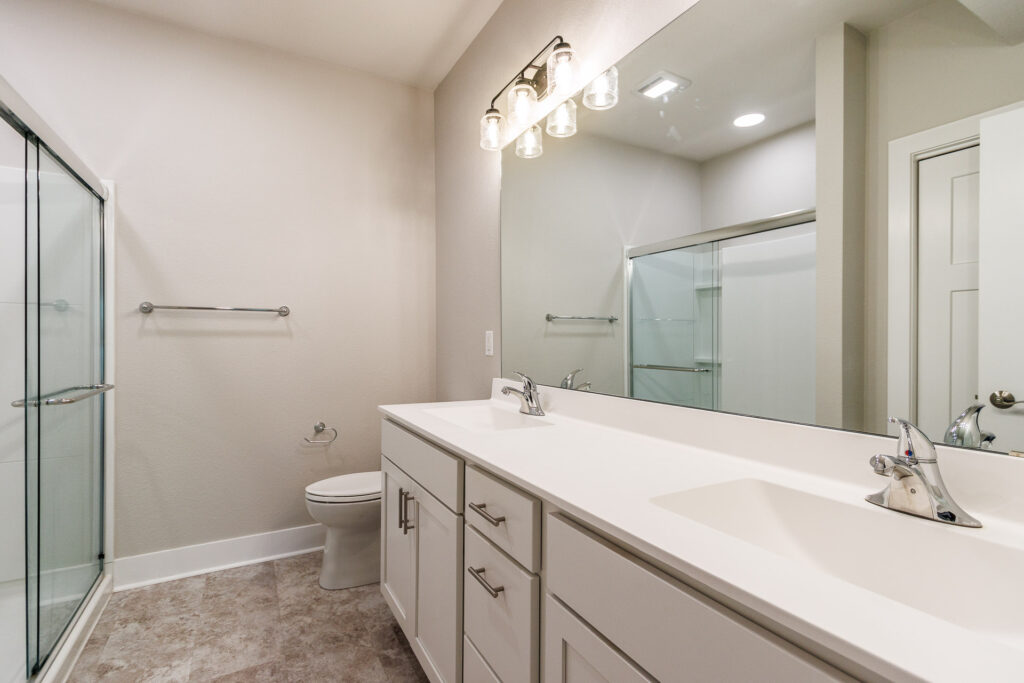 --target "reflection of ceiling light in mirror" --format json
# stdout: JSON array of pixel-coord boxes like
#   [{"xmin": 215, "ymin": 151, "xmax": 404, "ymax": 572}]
[
  {"xmin": 583, "ymin": 66, "xmax": 618, "ymax": 110},
  {"xmin": 636, "ymin": 71, "xmax": 690, "ymax": 99},
  {"xmin": 546, "ymin": 98, "xmax": 577, "ymax": 138},
  {"xmin": 515, "ymin": 124, "xmax": 543, "ymax": 159},
  {"xmin": 733, "ymin": 112, "xmax": 766, "ymax": 127}
]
